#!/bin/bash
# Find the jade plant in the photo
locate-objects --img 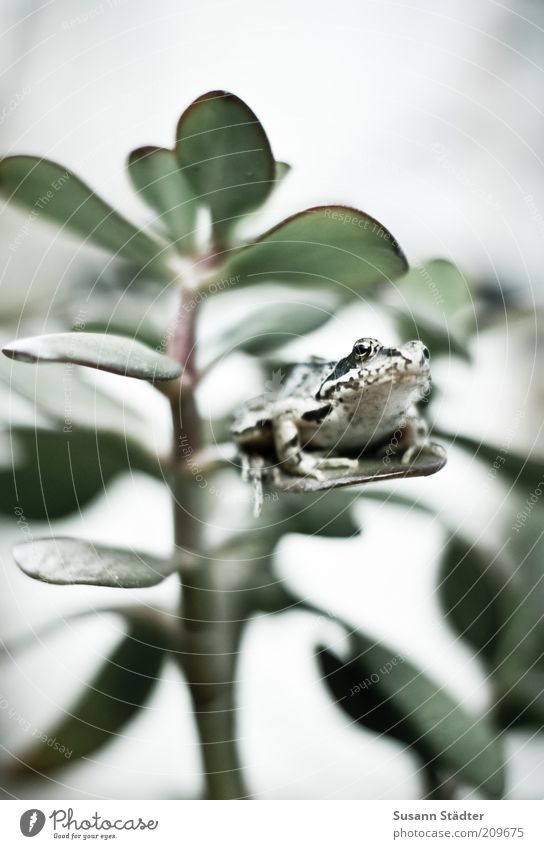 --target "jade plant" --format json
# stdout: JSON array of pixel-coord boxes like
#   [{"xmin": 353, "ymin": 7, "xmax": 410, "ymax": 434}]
[{"xmin": 1, "ymin": 90, "xmax": 534, "ymax": 801}]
